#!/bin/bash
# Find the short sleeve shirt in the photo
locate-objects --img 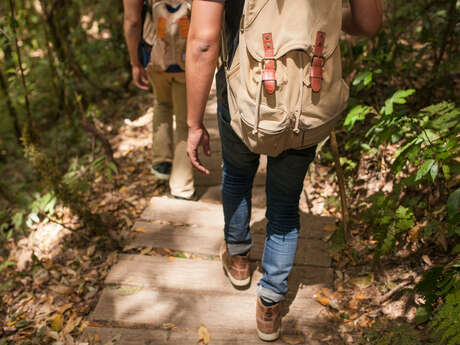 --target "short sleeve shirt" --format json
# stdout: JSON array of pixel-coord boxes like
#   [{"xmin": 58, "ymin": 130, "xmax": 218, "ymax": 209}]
[{"xmin": 206, "ymin": 0, "xmax": 245, "ymax": 107}]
